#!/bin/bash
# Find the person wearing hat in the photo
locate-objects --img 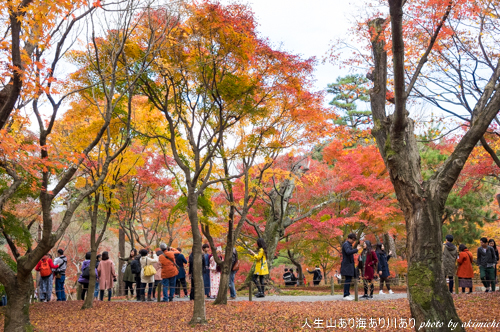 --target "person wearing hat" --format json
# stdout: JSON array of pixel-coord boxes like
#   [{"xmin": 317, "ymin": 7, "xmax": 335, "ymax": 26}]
[
  {"xmin": 341, "ymin": 233, "xmax": 361, "ymax": 300},
  {"xmin": 442, "ymin": 234, "xmax": 457, "ymax": 293}
]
